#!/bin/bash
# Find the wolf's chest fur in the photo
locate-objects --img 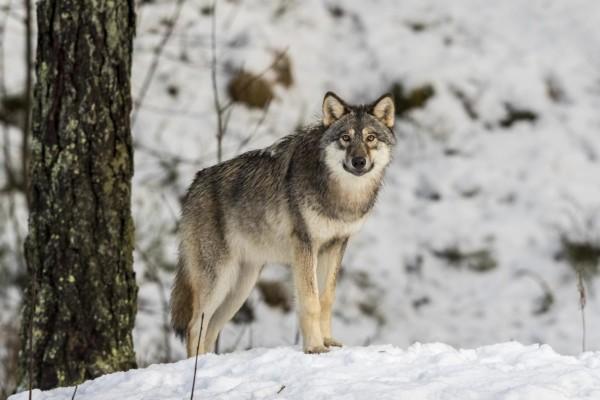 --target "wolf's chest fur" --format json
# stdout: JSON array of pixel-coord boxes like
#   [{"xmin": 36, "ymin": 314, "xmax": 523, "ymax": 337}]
[
  {"xmin": 298, "ymin": 171, "xmax": 381, "ymax": 244},
  {"xmin": 301, "ymin": 206, "xmax": 368, "ymax": 244}
]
